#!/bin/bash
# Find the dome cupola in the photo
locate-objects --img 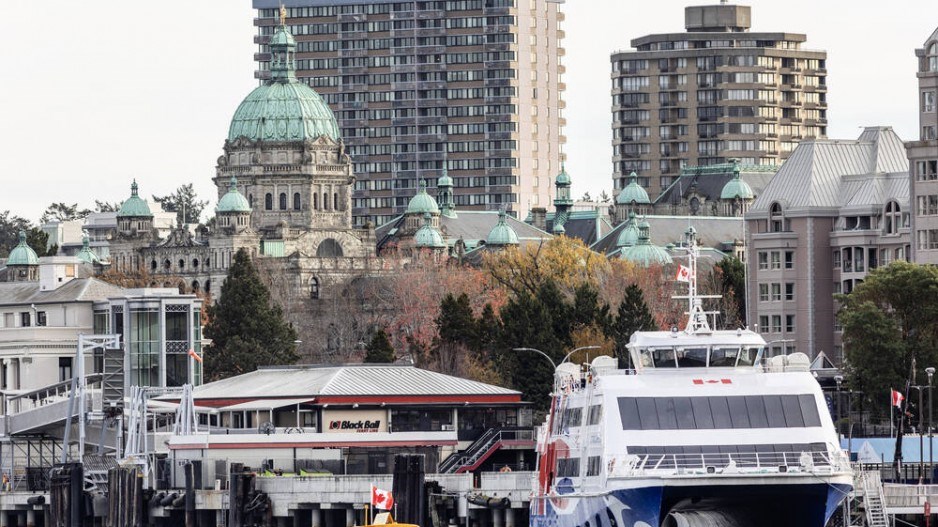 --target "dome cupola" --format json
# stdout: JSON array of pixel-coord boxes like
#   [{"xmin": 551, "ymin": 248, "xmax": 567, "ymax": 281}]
[
  {"xmin": 117, "ymin": 180, "xmax": 152, "ymax": 218},
  {"xmin": 6, "ymin": 231, "xmax": 39, "ymax": 266},
  {"xmin": 227, "ymin": 18, "xmax": 340, "ymax": 143},
  {"xmin": 216, "ymin": 175, "xmax": 252, "ymax": 214},
  {"xmin": 616, "ymin": 172, "xmax": 651, "ymax": 205},
  {"xmin": 406, "ymin": 180, "xmax": 441, "ymax": 215},
  {"xmin": 486, "ymin": 210, "xmax": 520, "ymax": 247},
  {"xmin": 622, "ymin": 219, "xmax": 672, "ymax": 267},
  {"xmin": 414, "ymin": 212, "xmax": 446, "ymax": 249}
]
